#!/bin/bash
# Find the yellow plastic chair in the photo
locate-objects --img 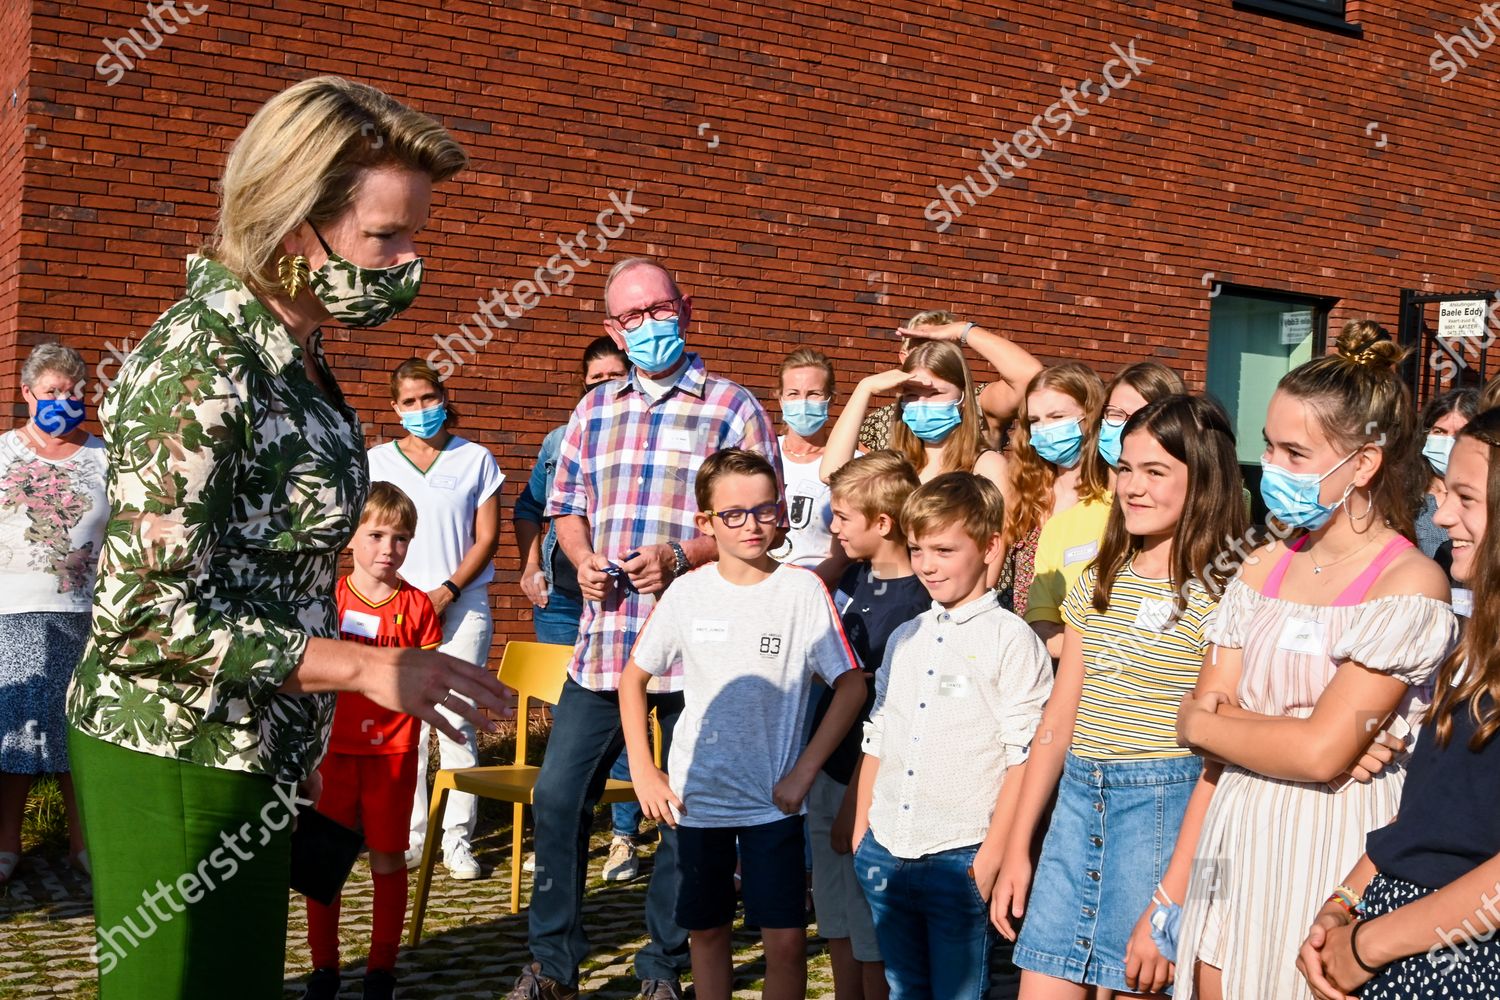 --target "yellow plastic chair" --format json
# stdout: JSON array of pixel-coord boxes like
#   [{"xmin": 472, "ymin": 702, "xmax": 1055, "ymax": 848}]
[{"xmin": 407, "ymin": 640, "xmax": 660, "ymax": 944}]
